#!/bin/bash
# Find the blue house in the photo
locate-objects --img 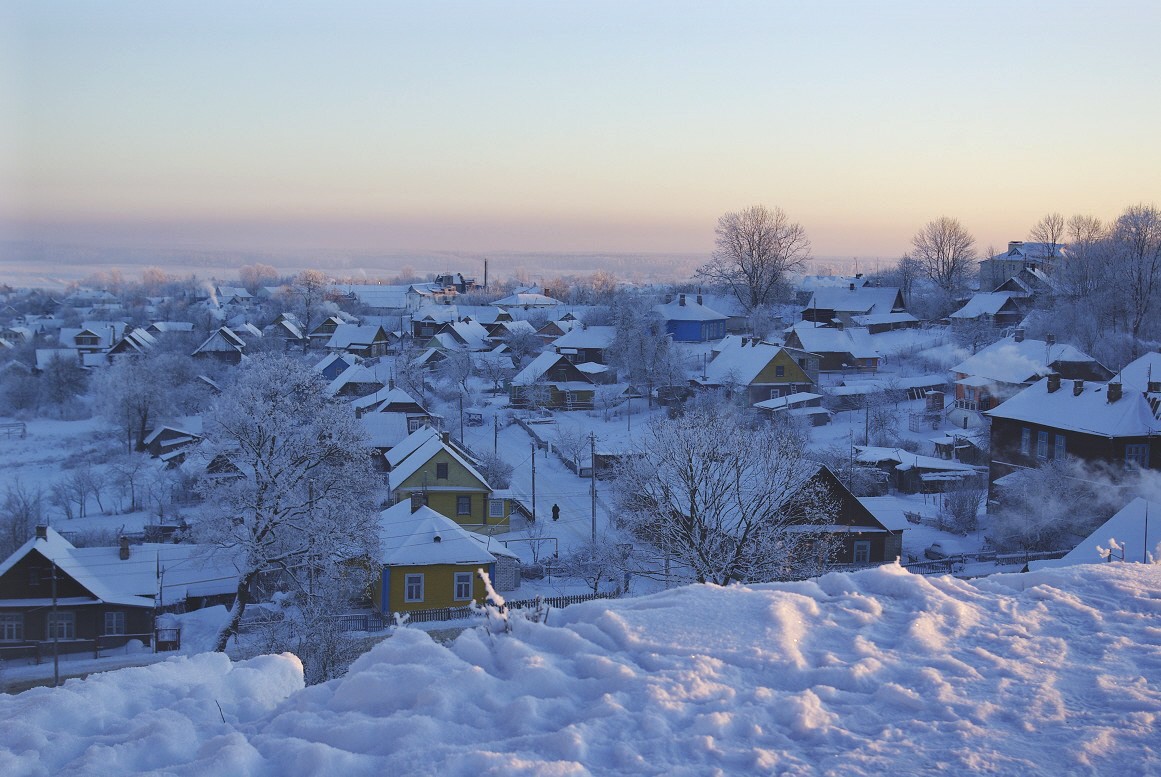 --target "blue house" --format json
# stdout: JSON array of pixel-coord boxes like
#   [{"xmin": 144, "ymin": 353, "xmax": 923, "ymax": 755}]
[{"xmin": 654, "ymin": 293, "xmax": 728, "ymax": 342}]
